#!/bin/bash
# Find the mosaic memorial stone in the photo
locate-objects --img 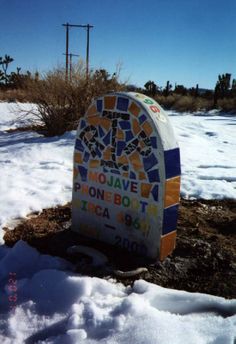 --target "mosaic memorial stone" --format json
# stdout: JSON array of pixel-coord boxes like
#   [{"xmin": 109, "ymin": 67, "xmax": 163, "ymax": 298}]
[{"xmin": 72, "ymin": 92, "xmax": 181, "ymax": 260}]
